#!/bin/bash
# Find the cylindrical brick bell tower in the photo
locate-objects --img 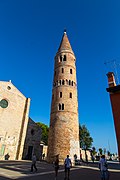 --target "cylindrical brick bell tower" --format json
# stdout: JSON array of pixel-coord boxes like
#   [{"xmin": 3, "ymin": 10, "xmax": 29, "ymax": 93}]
[{"xmin": 47, "ymin": 31, "xmax": 80, "ymax": 163}]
